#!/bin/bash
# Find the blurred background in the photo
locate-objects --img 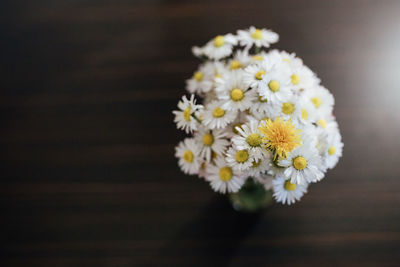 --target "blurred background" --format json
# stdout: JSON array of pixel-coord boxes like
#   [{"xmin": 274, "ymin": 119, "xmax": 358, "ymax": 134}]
[{"xmin": 1, "ymin": 0, "xmax": 400, "ymax": 266}]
